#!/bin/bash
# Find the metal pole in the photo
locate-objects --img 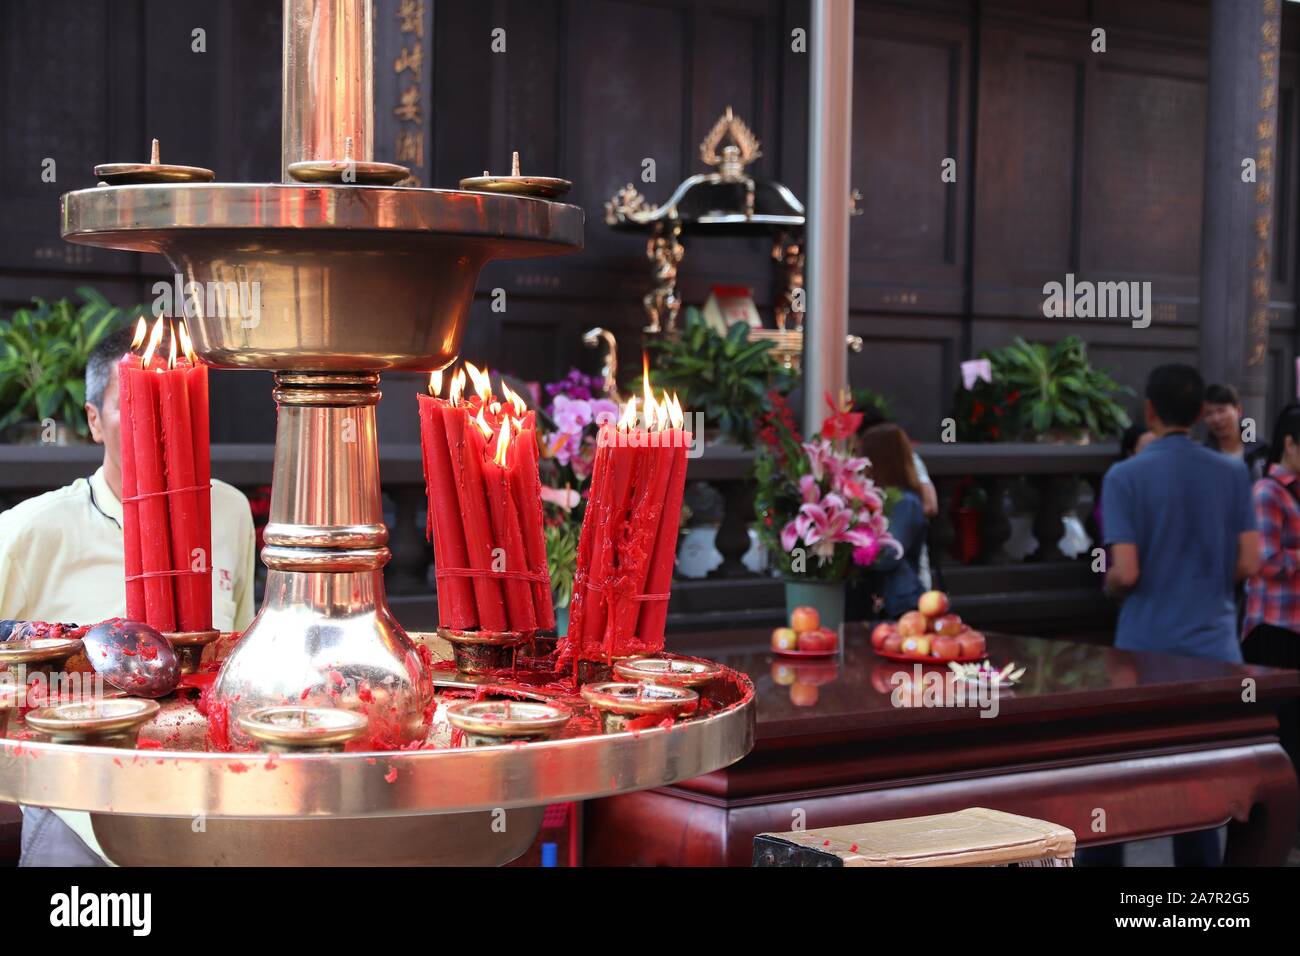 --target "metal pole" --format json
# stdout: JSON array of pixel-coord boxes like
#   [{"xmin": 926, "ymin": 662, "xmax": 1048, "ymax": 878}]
[
  {"xmin": 281, "ymin": 0, "xmax": 375, "ymax": 181},
  {"xmin": 803, "ymin": 0, "xmax": 855, "ymax": 431}
]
